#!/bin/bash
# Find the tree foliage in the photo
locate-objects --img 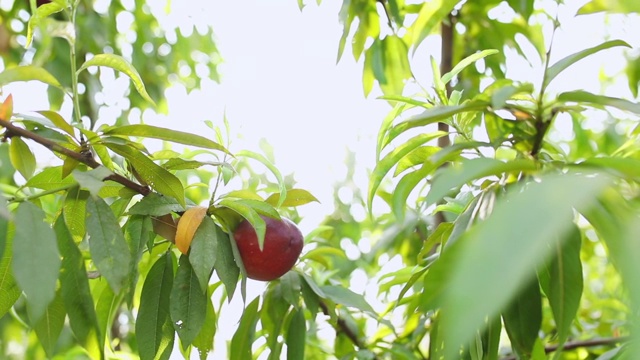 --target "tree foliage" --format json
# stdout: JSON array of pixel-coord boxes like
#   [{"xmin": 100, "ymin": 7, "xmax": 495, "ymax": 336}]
[{"xmin": 1, "ymin": 0, "xmax": 640, "ymax": 359}]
